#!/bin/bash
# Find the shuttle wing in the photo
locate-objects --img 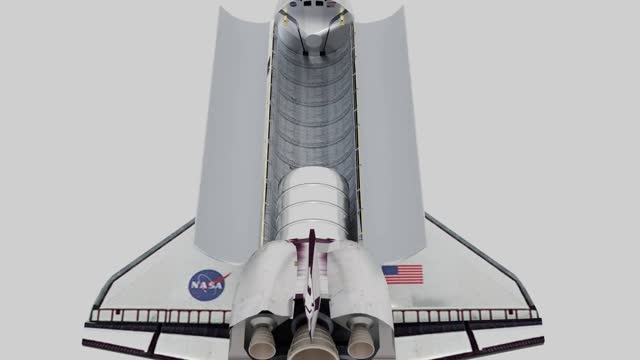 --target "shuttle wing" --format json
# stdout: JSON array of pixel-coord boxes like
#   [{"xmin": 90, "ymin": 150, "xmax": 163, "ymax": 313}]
[
  {"xmin": 387, "ymin": 213, "xmax": 544, "ymax": 359},
  {"xmin": 83, "ymin": 220, "xmax": 240, "ymax": 360}
]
